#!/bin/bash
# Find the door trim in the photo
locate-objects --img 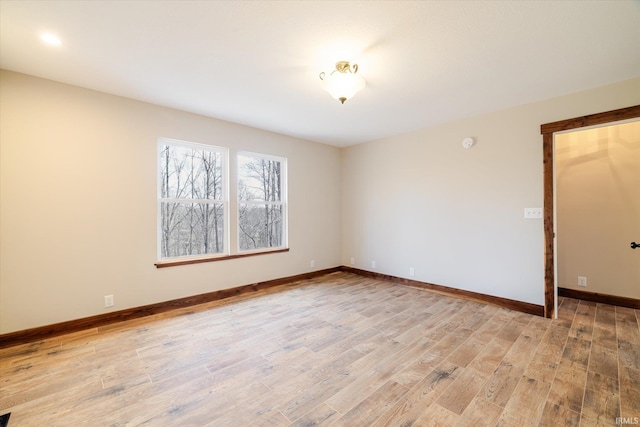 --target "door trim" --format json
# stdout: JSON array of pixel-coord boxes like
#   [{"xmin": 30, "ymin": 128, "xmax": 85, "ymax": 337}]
[{"xmin": 540, "ymin": 105, "xmax": 640, "ymax": 318}]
